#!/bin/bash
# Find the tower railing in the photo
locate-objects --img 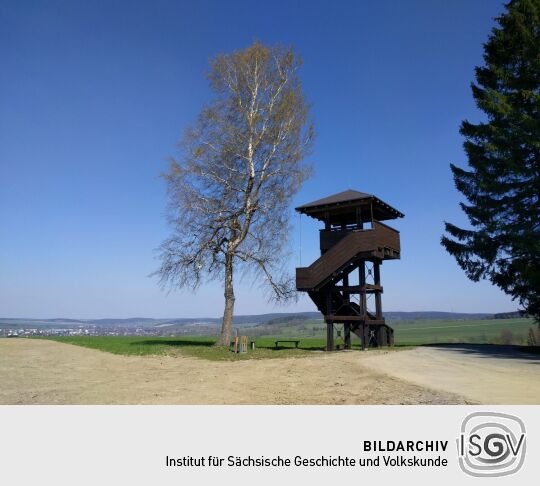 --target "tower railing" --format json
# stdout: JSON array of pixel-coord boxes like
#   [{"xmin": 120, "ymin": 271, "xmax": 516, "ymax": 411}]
[{"xmin": 297, "ymin": 222, "xmax": 400, "ymax": 290}]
